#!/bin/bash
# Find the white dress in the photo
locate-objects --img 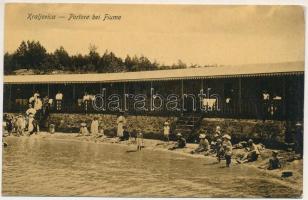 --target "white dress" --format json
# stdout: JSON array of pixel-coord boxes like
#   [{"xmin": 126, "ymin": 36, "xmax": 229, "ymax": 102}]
[
  {"xmin": 116, "ymin": 115, "xmax": 126, "ymax": 137},
  {"xmin": 163, "ymin": 122, "xmax": 170, "ymax": 136},
  {"xmin": 91, "ymin": 120, "xmax": 99, "ymax": 135}
]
